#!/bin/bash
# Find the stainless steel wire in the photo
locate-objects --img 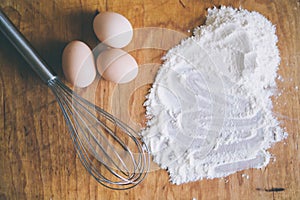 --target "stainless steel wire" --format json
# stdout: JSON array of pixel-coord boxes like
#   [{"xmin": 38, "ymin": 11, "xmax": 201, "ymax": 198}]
[{"xmin": 48, "ymin": 78, "xmax": 150, "ymax": 189}]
